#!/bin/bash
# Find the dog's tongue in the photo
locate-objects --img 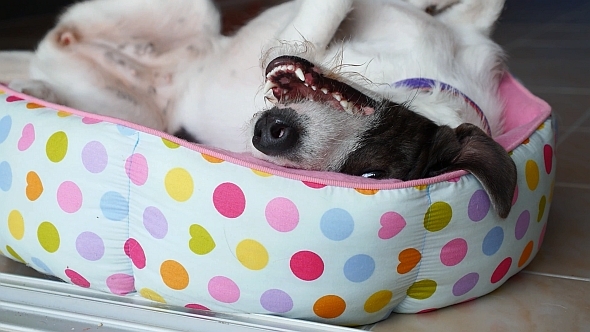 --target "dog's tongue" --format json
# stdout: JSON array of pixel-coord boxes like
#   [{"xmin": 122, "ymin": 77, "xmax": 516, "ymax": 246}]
[{"xmin": 264, "ymin": 56, "xmax": 376, "ymax": 115}]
